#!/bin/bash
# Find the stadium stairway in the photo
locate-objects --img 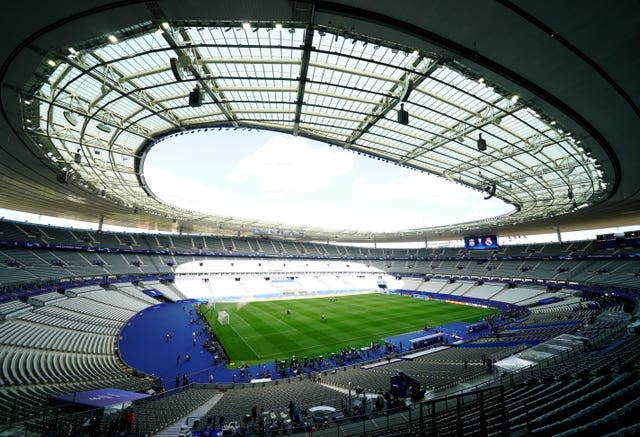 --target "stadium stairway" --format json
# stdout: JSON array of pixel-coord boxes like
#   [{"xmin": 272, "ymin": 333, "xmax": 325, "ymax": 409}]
[{"xmin": 153, "ymin": 392, "xmax": 224, "ymax": 437}]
